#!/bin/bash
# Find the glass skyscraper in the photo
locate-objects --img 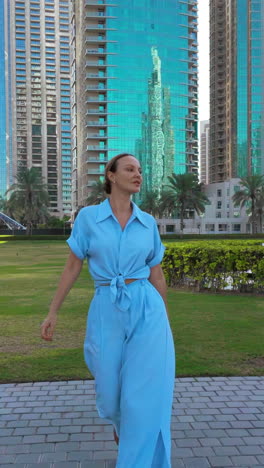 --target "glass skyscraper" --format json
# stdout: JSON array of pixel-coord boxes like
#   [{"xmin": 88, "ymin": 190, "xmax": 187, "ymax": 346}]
[
  {"xmin": 209, "ymin": 0, "xmax": 264, "ymax": 183},
  {"xmin": 3, "ymin": 0, "xmax": 72, "ymax": 215},
  {"xmin": 72, "ymin": 0, "xmax": 198, "ymax": 210}
]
